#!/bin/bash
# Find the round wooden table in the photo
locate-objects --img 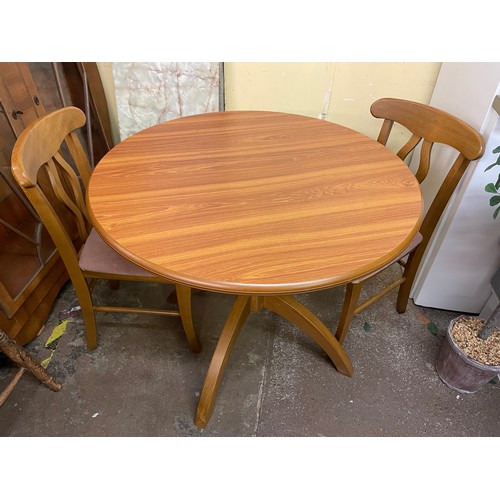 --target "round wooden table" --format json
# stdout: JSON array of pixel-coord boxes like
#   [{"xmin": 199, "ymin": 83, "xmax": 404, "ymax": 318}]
[{"xmin": 87, "ymin": 111, "xmax": 423, "ymax": 428}]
